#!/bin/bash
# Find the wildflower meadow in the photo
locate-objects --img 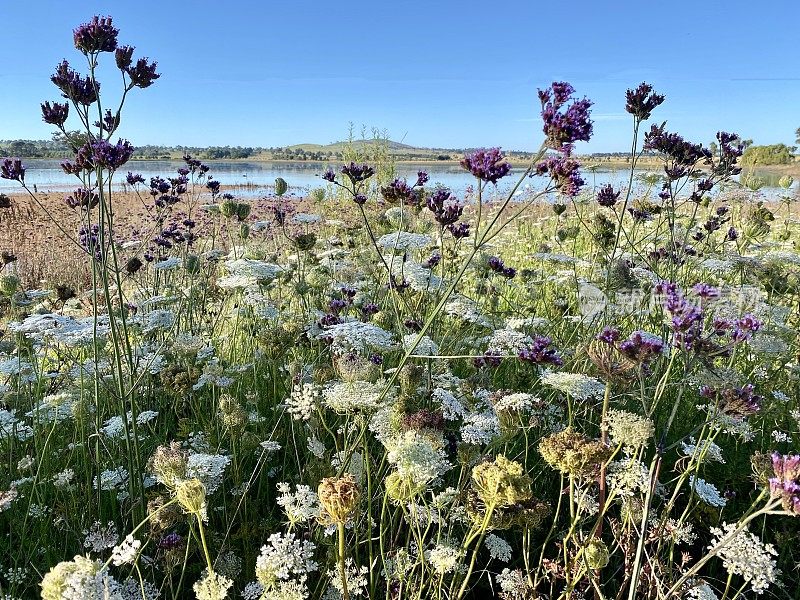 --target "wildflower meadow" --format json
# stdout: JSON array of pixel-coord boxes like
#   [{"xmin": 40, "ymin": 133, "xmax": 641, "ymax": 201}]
[{"xmin": 2, "ymin": 14, "xmax": 800, "ymax": 600}]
